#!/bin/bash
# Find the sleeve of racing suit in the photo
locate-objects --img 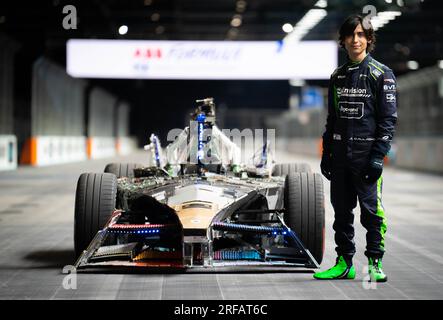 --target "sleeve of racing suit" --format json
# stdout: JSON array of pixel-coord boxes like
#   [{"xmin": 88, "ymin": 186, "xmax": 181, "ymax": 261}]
[
  {"xmin": 322, "ymin": 74, "xmax": 337, "ymax": 156},
  {"xmin": 371, "ymin": 69, "xmax": 398, "ymax": 159}
]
